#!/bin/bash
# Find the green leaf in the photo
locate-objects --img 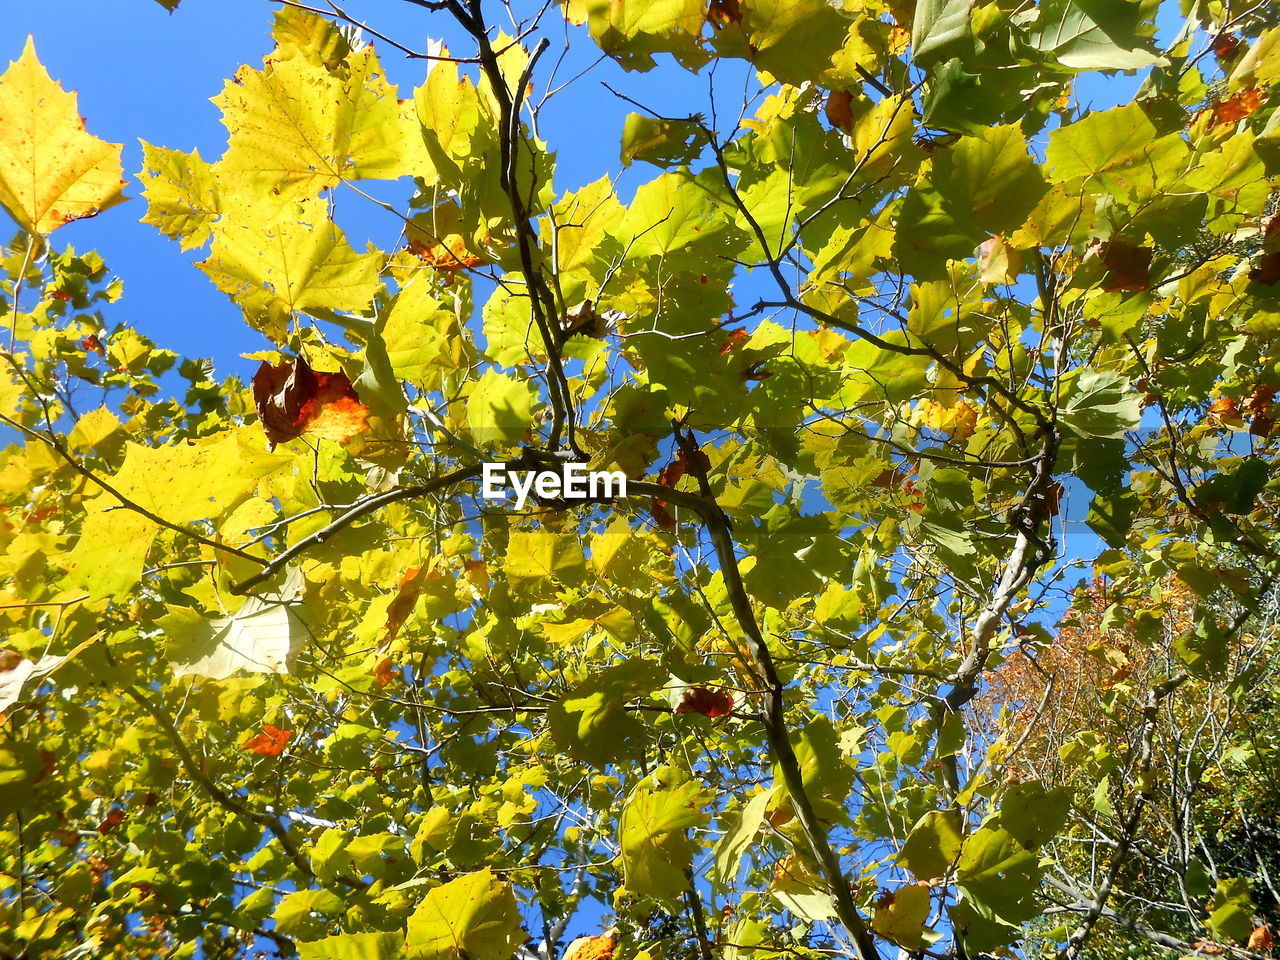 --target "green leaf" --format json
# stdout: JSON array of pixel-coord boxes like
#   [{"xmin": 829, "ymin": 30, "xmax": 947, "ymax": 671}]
[
  {"xmin": 1174, "ymin": 614, "xmax": 1229, "ymax": 679},
  {"xmin": 548, "ymin": 658, "xmax": 666, "ymax": 767},
  {"xmin": 997, "ymin": 781, "xmax": 1072, "ymax": 849},
  {"xmin": 405, "ymin": 869, "xmax": 524, "ymax": 960},
  {"xmin": 1029, "ymin": 0, "xmax": 1165, "ymax": 71},
  {"xmin": 955, "ymin": 827, "xmax": 1042, "ymax": 924},
  {"xmin": 620, "ymin": 114, "xmax": 709, "ymax": 168},
  {"xmin": 931, "ymin": 124, "xmax": 1048, "ymax": 236},
  {"xmin": 299, "ymin": 933, "xmax": 403, "ymax": 960},
  {"xmin": 619, "ymin": 778, "xmax": 711, "ymax": 900},
  {"xmin": 712, "ymin": 790, "xmax": 771, "ymax": 890},
  {"xmin": 912, "ymin": 0, "xmax": 973, "ymax": 67},
  {"xmin": 467, "ymin": 368, "xmax": 537, "ymax": 447},
  {"xmin": 274, "ymin": 889, "xmax": 345, "ymax": 938},
  {"xmin": 899, "ymin": 809, "xmax": 964, "ymax": 880},
  {"xmin": 1207, "ymin": 878, "xmax": 1255, "ymax": 943},
  {"xmin": 1061, "ymin": 369, "xmax": 1142, "ymax": 438}
]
